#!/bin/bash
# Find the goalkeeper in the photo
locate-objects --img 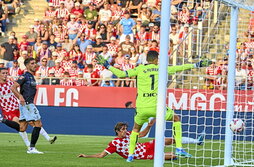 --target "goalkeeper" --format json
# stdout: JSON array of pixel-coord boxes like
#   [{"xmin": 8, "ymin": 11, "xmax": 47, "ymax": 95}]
[{"xmin": 96, "ymin": 50, "xmax": 211, "ymax": 162}]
